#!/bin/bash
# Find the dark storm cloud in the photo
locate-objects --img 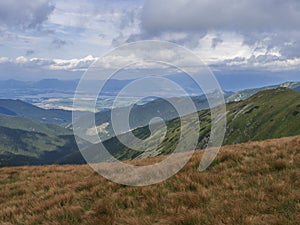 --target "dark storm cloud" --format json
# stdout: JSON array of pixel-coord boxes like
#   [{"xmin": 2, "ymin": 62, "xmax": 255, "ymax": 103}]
[
  {"xmin": 140, "ymin": 0, "xmax": 300, "ymax": 59},
  {"xmin": 141, "ymin": 0, "xmax": 300, "ymax": 33},
  {"xmin": 212, "ymin": 37, "xmax": 223, "ymax": 48},
  {"xmin": 125, "ymin": 31, "xmax": 206, "ymax": 49},
  {"xmin": 25, "ymin": 50, "xmax": 35, "ymax": 56},
  {"xmin": 242, "ymin": 30, "xmax": 300, "ymax": 58},
  {"xmin": 266, "ymin": 31, "xmax": 300, "ymax": 58},
  {"xmin": 0, "ymin": 0, "xmax": 54, "ymax": 29},
  {"xmin": 51, "ymin": 38, "xmax": 68, "ymax": 49}
]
